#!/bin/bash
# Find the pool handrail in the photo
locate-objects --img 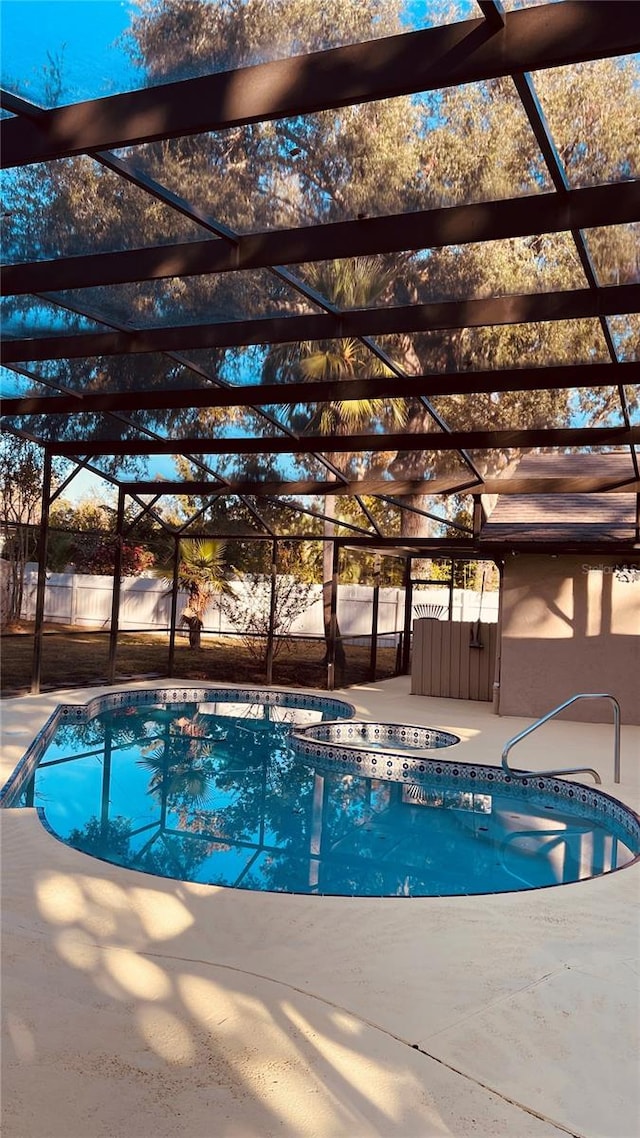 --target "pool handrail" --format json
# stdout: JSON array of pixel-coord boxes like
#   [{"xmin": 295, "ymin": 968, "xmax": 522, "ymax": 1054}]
[{"xmin": 501, "ymin": 693, "xmax": 622, "ymax": 786}]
